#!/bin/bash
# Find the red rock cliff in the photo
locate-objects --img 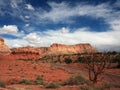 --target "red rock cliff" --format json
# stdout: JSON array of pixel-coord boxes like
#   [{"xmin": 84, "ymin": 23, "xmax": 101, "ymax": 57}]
[
  {"xmin": 46, "ymin": 43, "xmax": 97, "ymax": 55},
  {"xmin": 0, "ymin": 38, "xmax": 11, "ymax": 55},
  {"xmin": 11, "ymin": 46, "xmax": 40, "ymax": 54},
  {"xmin": 11, "ymin": 43, "xmax": 97, "ymax": 57}
]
